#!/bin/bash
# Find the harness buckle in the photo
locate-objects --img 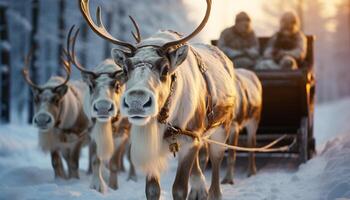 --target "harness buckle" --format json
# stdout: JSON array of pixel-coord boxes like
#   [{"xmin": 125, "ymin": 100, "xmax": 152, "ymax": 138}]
[{"xmin": 166, "ymin": 124, "xmax": 181, "ymax": 157}]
